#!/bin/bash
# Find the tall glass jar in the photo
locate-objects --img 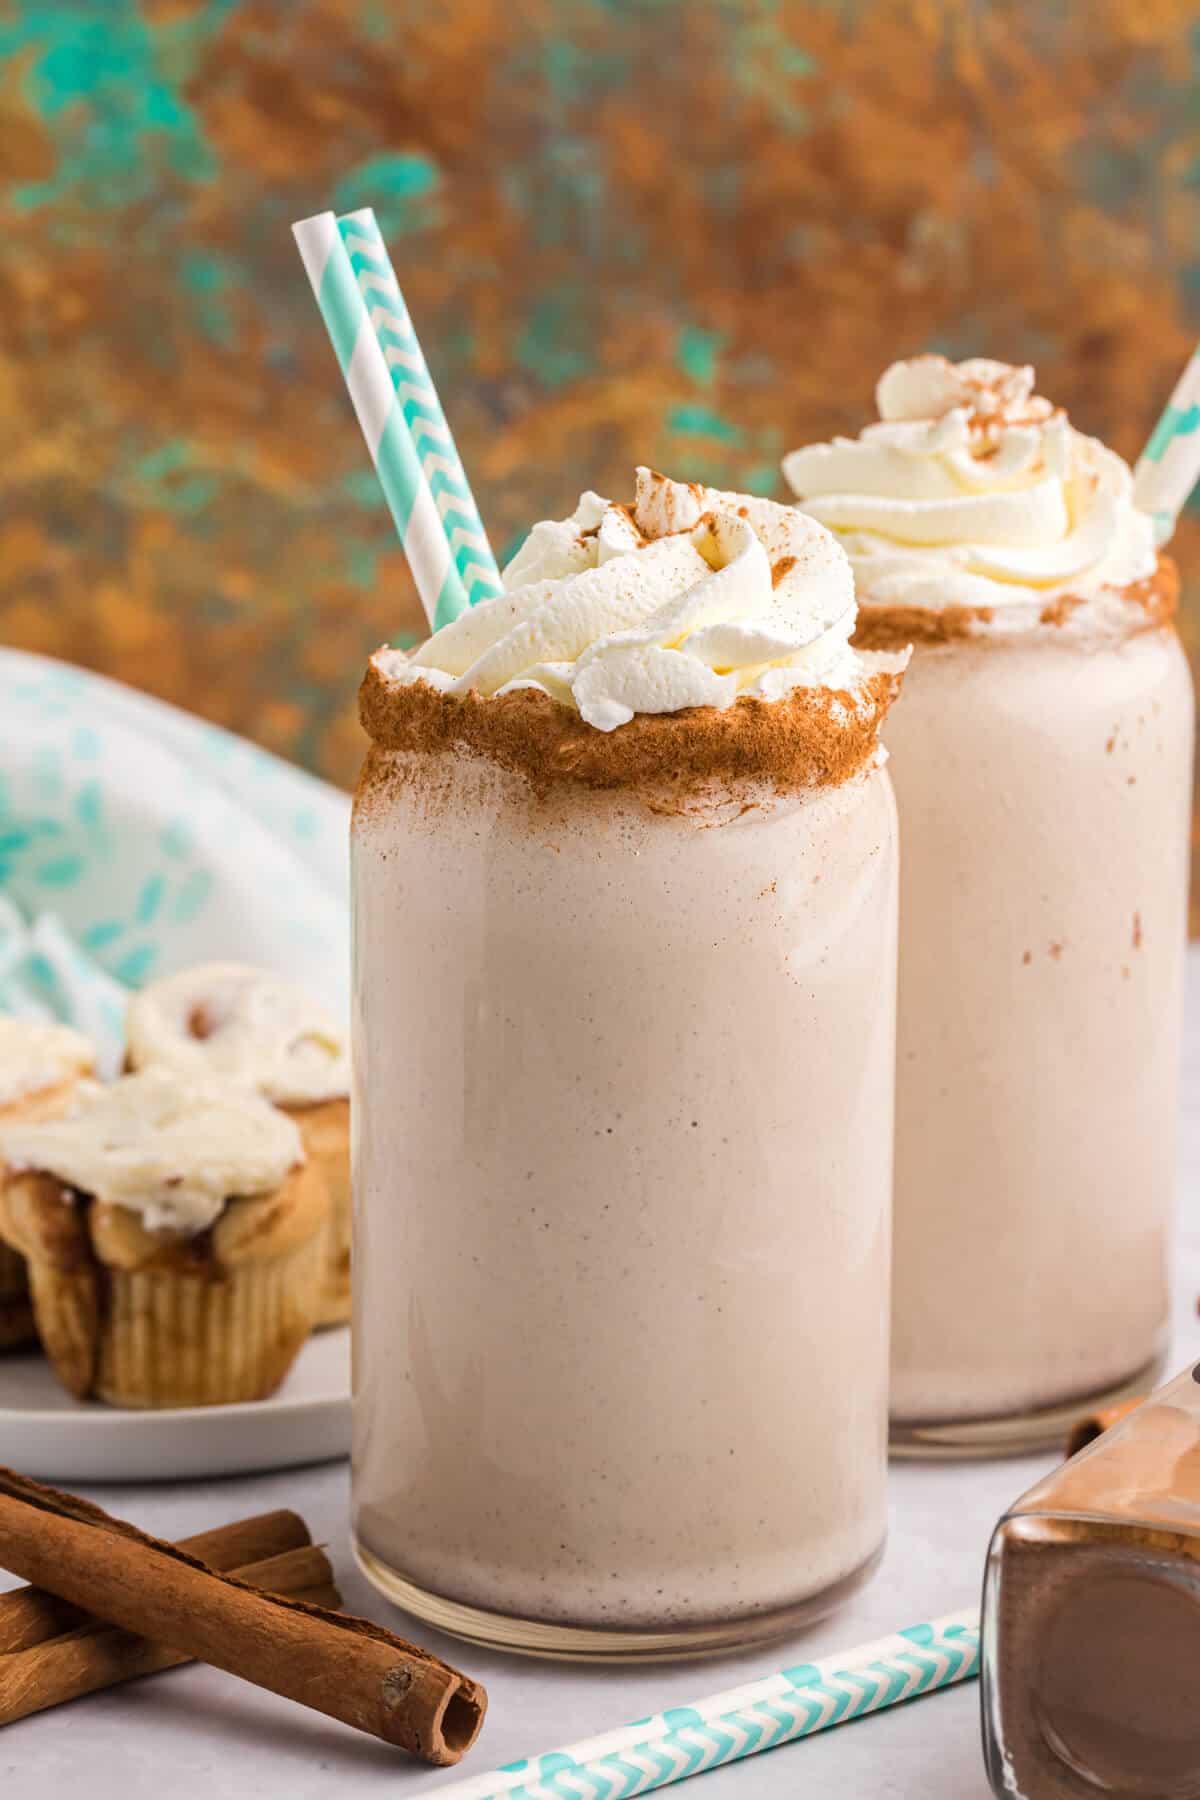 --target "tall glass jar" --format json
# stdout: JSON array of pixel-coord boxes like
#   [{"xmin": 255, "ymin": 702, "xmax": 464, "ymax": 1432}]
[
  {"xmin": 875, "ymin": 588, "xmax": 1194, "ymax": 1453},
  {"xmin": 784, "ymin": 355, "xmax": 1196, "ymax": 1456},
  {"xmin": 351, "ymin": 696, "xmax": 899, "ymax": 1658}
]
